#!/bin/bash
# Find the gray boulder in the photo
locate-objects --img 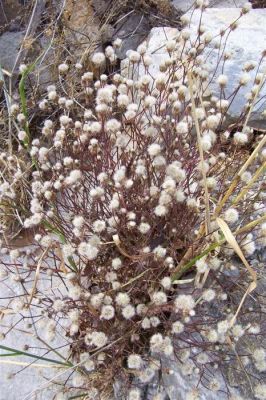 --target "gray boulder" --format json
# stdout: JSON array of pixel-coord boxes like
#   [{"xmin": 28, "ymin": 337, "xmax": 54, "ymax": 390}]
[
  {"xmin": 125, "ymin": 8, "xmax": 266, "ymax": 128},
  {"xmin": 0, "ymin": 31, "xmax": 24, "ymax": 71}
]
